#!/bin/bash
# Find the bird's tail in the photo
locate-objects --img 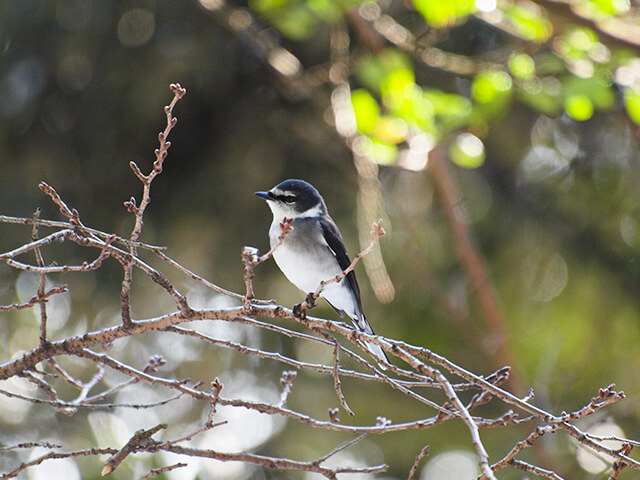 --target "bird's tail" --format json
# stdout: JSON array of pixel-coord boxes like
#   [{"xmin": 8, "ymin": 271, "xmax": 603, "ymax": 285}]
[{"xmin": 354, "ymin": 315, "xmax": 390, "ymax": 370}]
